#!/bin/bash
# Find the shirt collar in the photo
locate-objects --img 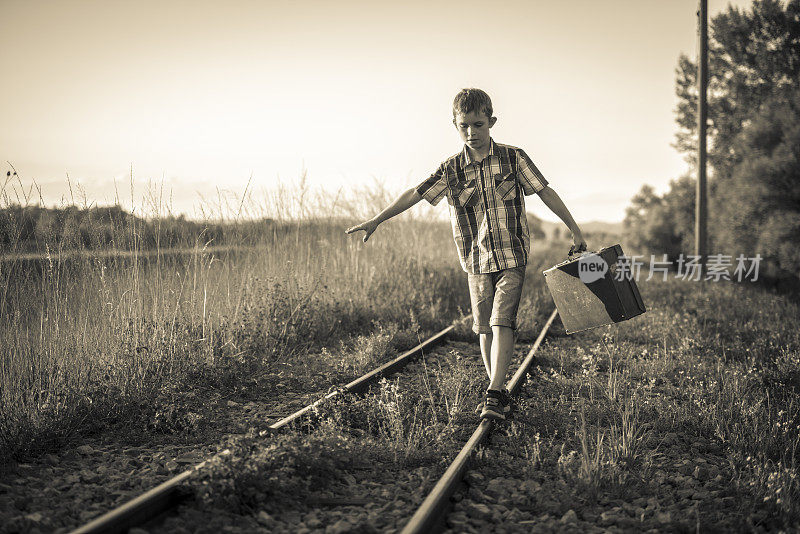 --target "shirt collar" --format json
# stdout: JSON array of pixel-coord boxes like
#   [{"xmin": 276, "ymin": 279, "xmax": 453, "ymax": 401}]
[{"xmin": 460, "ymin": 137, "xmax": 497, "ymax": 168}]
